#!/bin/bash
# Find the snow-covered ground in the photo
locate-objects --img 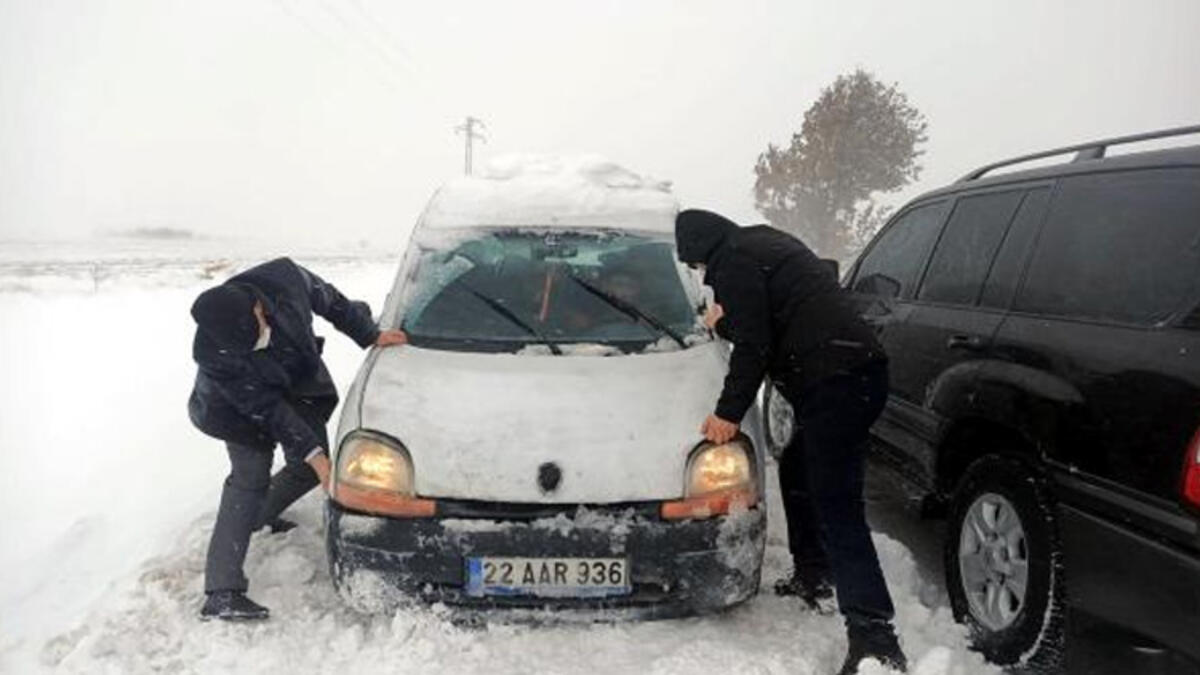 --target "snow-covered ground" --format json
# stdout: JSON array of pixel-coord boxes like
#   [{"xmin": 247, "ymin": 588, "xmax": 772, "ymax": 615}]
[{"xmin": 0, "ymin": 244, "xmax": 998, "ymax": 675}]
